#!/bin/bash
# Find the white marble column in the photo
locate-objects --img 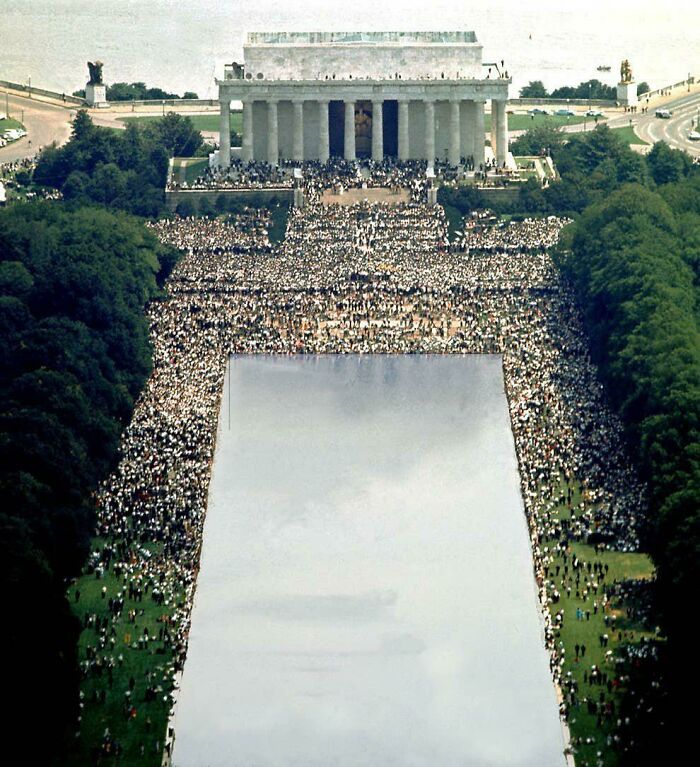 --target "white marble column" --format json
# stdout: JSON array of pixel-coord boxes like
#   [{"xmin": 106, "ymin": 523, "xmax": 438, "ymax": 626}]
[
  {"xmin": 424, "ymin": 99, "xmax": 435, "ymax": 167},
  {"xmin": 371, "ymin": 99, "xmax": 384, "ymax": 162},
  {"xmin": 241, "ymin": 100, "xmax": 253, "ymax": 163},
  {"xmin": 344, "ymin": 100, "xmax": 356, "ymax": 161},
  {"xmin": 461, "ymin": 101, "xmax": 476, "ymax": 163},
  {"xmin": 398, "ymin": 100, "xmax": 409, "ymax": 161},
  {"xmin": 449, "ymin": 100, "xmax": 461, "ymax": 167},
  {"xmin": 490, "ymin": 99, "xmax": 498, "ymax": 158},
  {"xmin": 219, "ymin": 99, "xmax": 231, "ymax": 167},
  {"xmin": 292, "ymin": 99, "xmax": 304, "ymax": 162},
  {"xmin": 267, "ymin": 100, "xmax": 279, "ymax": 166},
  {"xmin": 496, "ymin": 99, "xmax": 509, "ymax": 166},
  {"xmin": 318, "ymin": 100, "xmax": 330, "ymax": 162},
  {"xmin": 474, "ymin": 99, "xmax": 486, "ymax": 168}
]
